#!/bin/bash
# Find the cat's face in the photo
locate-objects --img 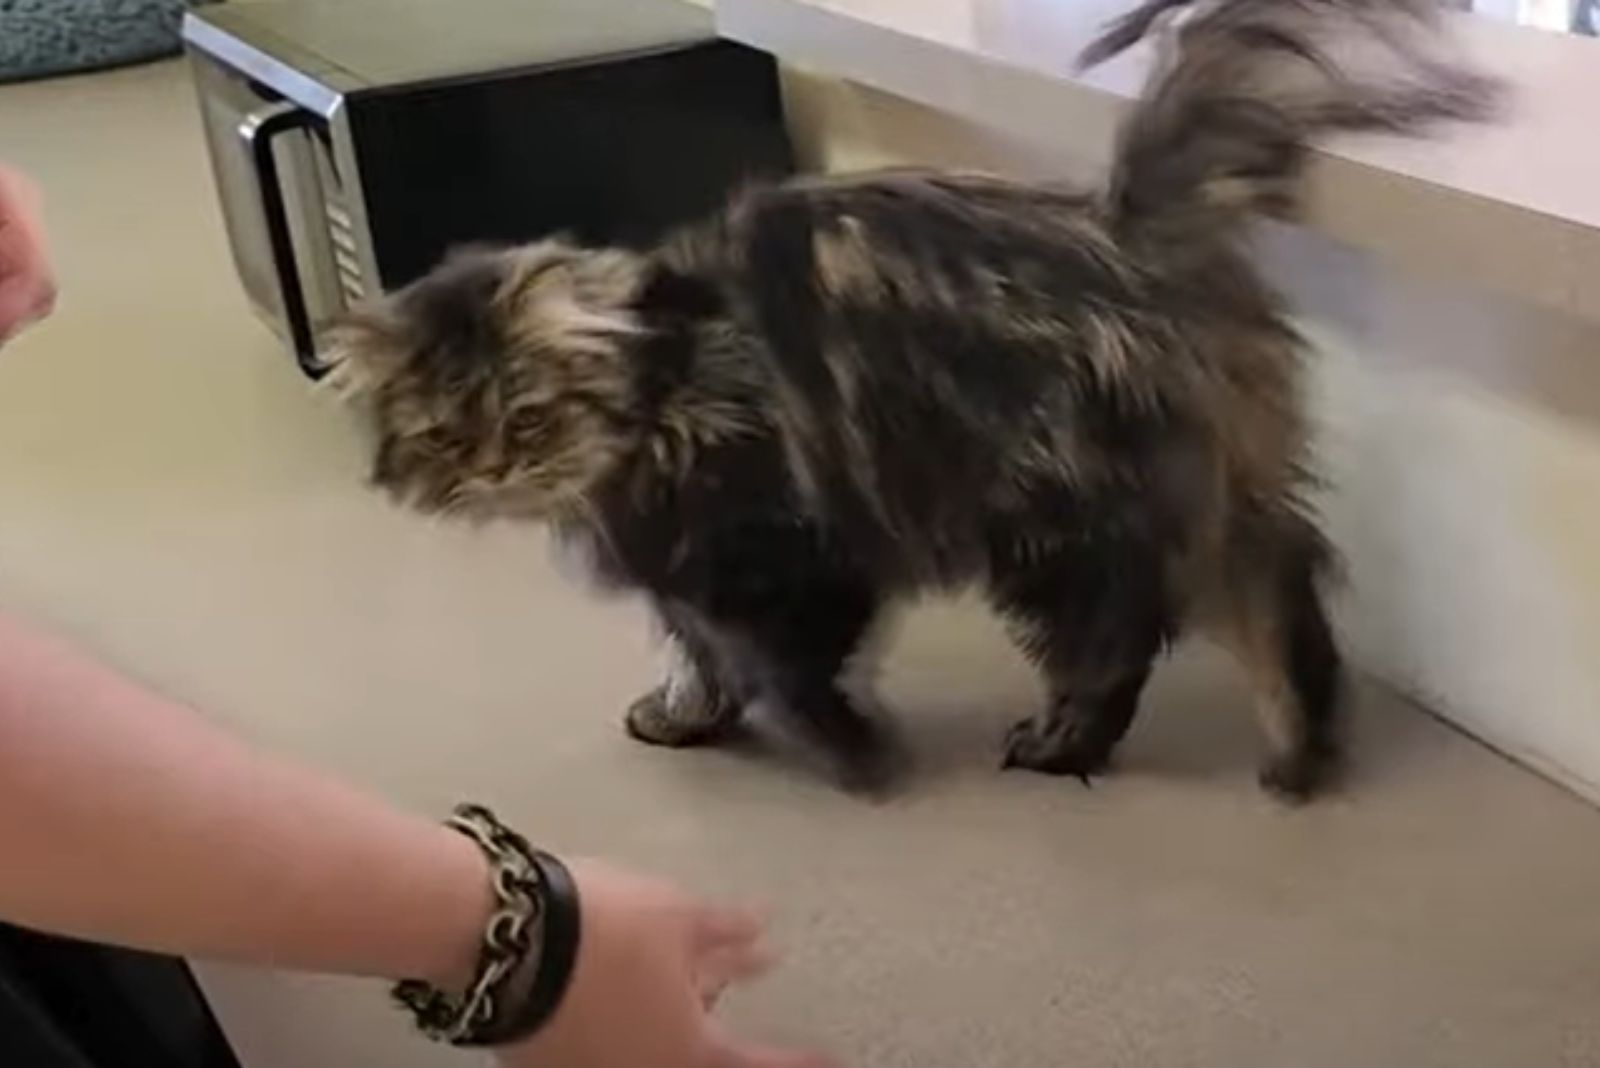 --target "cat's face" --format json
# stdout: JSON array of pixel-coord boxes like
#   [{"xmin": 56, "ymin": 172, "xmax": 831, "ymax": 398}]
[{"xmin": 323, "ymin": 242, "xmax": 645, "ymax": 520}]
